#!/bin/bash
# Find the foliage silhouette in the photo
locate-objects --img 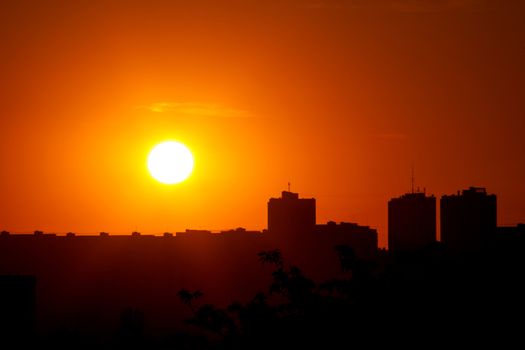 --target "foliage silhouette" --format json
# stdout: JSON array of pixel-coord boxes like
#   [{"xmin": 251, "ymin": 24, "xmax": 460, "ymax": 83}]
[
  {"xmin": 257, "ymin": 249, "xmax": 283, "ymax": 268},
  {"xmin": 177, "ymin": 244, "xmax": 366, "ymax": 349},
  {"xmin": 177, "ymin": 289, "xmax": 203, "ymax": 312},
  {"xmin": 3, "ymin": 238, "xmax": 524, "ymax": 349}
]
